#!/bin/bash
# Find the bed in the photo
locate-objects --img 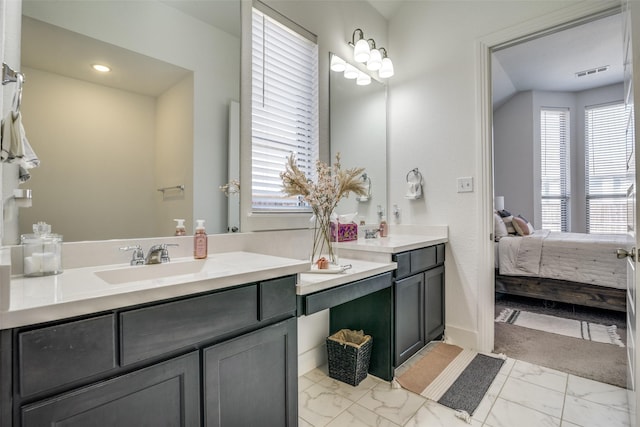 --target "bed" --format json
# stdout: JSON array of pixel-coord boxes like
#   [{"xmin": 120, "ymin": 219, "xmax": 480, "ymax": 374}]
[{"xmin": 495, "ymin": 230, "xmax": 629, "ymax": 312}]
